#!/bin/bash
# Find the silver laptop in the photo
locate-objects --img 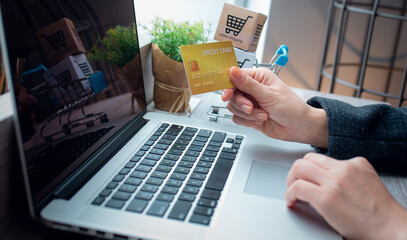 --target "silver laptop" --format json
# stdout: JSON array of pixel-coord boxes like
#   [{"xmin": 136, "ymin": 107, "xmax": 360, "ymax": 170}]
[{"xmin": 0, "ymin": 1, "xmax": 341, "ymax": 239}]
